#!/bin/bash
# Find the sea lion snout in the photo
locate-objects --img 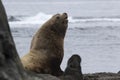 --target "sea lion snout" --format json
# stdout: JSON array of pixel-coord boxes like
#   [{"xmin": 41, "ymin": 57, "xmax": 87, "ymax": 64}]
[
  {"xmin": 55, "ymin": 13, "xmax": 68, "ymax": 20},
  {"xmin": 62, "ymin": 13, "xmax": 68, "ymax": 19},
  {"xmin": 60, "ymin": 13, "xmax": 68, "ymax": 26},
  {"xmin": 61, "ymin": 13, "xmax": 68, "ymax": 20}
]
